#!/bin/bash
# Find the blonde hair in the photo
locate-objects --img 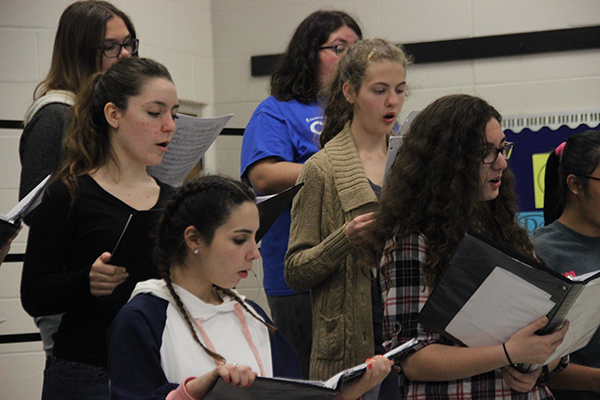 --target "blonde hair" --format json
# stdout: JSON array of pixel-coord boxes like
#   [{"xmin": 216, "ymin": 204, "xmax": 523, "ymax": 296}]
[{"xmin": 320, "ymin": 38, "xmax": 412, "ymax": 147}]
